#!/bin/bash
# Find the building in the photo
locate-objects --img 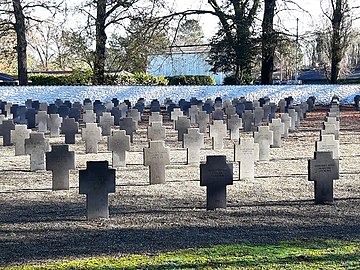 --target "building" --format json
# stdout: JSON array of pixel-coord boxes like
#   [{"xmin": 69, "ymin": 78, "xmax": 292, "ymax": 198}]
[{"xmin": 147, "ymin": 45, "xmax": 224, "ymax": 84}]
